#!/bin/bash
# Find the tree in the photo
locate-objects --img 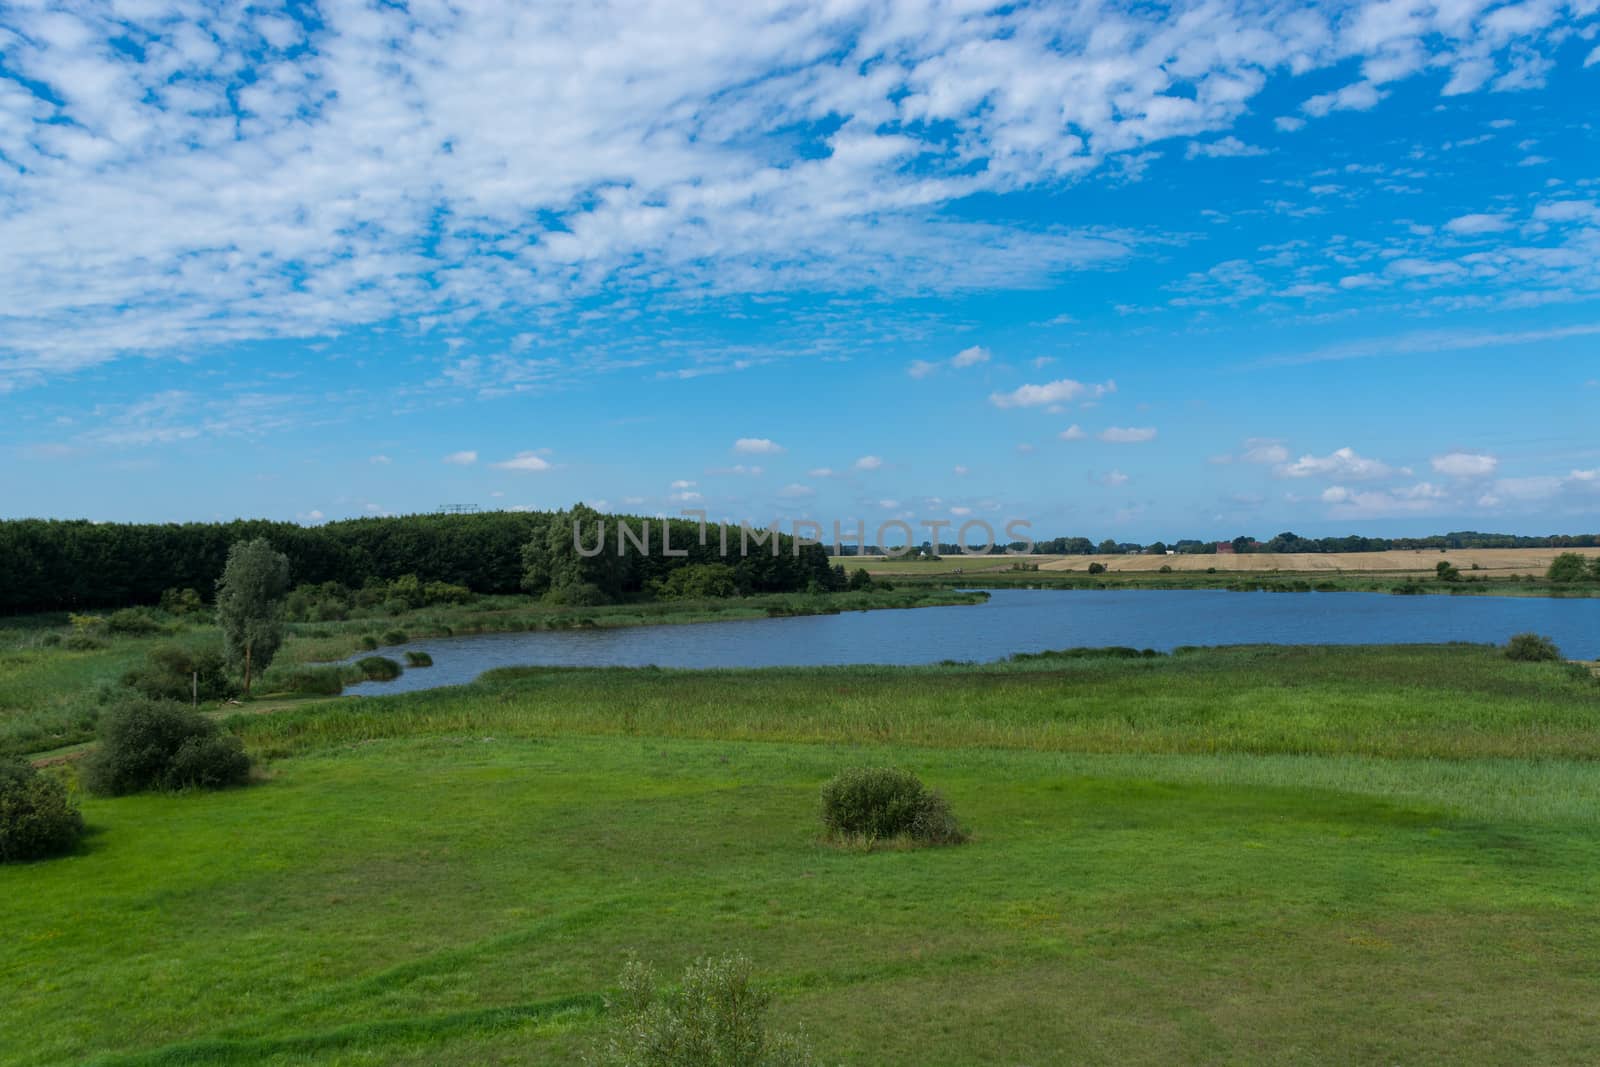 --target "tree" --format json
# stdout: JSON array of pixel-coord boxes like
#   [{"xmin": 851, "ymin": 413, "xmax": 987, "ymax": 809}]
[
  {"xmin": 216, "ymin": 538, "xmax": 290, "ymax": 695},
  {"xmin": 1435, "ymin": 560, "xmax": 1461, "ymax": 582},
  {"xmin": 1547, "ymin": 552, "xmax": 1592, "ymax": 583}
]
